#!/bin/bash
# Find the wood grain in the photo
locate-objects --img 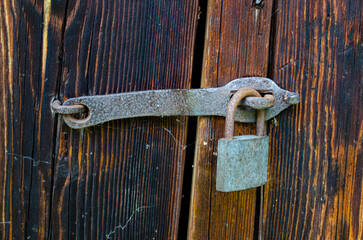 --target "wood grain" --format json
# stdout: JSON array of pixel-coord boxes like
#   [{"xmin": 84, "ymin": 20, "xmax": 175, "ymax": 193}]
[
  {"xmin": 50, "ymin": 1, "xmax": 198, "ymax": 239},
  {"xmin": 1, "ymin": 0, "xmax": 361, "ymax": 239},
  {"xmin": 261, "ymin": 0, "xmax": 363, "ymax": 239},
  {"xmin": 187, "ymin": 1, "xmax": 273, "ymax": 239},
  {"xmin": 0, "ymin": 0, "xmax": 67, "ymax": 239}
]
